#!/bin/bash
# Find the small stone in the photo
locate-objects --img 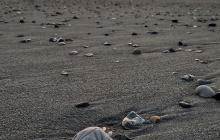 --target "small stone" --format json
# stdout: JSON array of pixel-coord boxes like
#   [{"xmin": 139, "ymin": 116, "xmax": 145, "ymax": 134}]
[
  {"xmin": 181, "ymin": 75, "xmax": 195, "ymax": 81},
  {"xmin": 57, "ymin": 37, "xmax": 65, "ymax": 42},
  {"xmin": 122, "ymin": 111, "xmax": 145, "ymax": 130},
  {"xmin": 213, "ymin": 93, "xmax": 220, "ymax": 100},
  {"xmin": 185, "ymin": 49, "xmax": 192, "ymax": 52},
  {"xmin": 195, "ymin": 59, "xmax": 200, "ymax": 61},
  {"xmin": 58, "ymin": 42, "xmax": 65, "ymax": 45},
  {"xmin": 69, "ymin": 51, "xmax": 78, "ymax": 55},
  {"xmin": 85, "ymin": 53, "xmax": 93, "ymax": 57},
  {"xmin": 200, "ymin": 61, "xmax": 208, "ymax": 64},
  {"xmin": 197, "ymin": 79, "xmax": 206, "ymax": 85},
  {"xmin": 104, "ymin": 42, "xmax": 111, "ymax": 46},
  {"xmin": 17, "ymin": 35, "xmax": 24, "ymax": 37},
  {"xmin": 169, "ymin": 48, "xmax": 175, "ymax": 52},
  {"xmin": 104, "ymin": 34, "xmax": 109, "ymax": 36},
  {"xmin": 61, "ymin": 71, "xmax": 69, "ymax": 76},
  {"xmin": 158, "ymin": 17, "xmax": 164, "ymax": 20},
  {"xmin": 163, "ymin": 50, "xmax": 169, "ymax": 53},
  {"xmin": 83, "ymin": 45, "xmax": 89, "ymax": 48},
  {"xmin": 195, "ymin": 50, "xmax": 203, "ymax": 53},
  {"xmin": 172, "ymin": 20, "xmax": 178, "ymax": 23},
  {"xmin": 150, "ymin": 116, "xmax": 160, "ymax": 123},
  {"xmin": 172, "ymin": 72, "xmax": 177, "ymax": 74},
  {"xmin": 75, "ymin": 102, "xmax": 89, "ymax": 108},
  {"xmin": 132, "ymin": 49, "xmax": 142, "ymax": 54},
  {"xmin": 20, "ymin": 39, "xmax": 31, "ymax": 43},
  {"xmin": 55, "ymin": 24, "xmax": 59, "ymax": 28},
  {"xmin": 150, "ymin": 32, "xmax": 158, "ymax": 34},
  {"xmin": 66, "ymin": 38, "xmax": 73, "ymax": 41},
  {"xmin": 20, "ymin": 19, "xmax": 24, "ymax": 23},
  {"xmin": 196, "ymin": 85, "xmax": 215, "ymax": 97},
  {"xmin": 178, "ymin": 41, "xmax": 183, "ymax": 46},
  {"xmin": 73, "ymin": 16, "xmax": 78, "ymax": 19},
  {"xmin": 144, "ymin": 25, "xmax": 148, "ymax": 27},
  {"xmin": 127, "ymin": 43, "xmax": 133, "ymax": 46},
  {"xmin": 132, "ymin": 32, "xmax": 137, "ymax": 35},
  {"xmin": 96, "ymin": 25, "xmax": 103, "ymax": 28},
  {"xmin": 179, "ymin": 101, "xmax": 191, "ymax": 108},
  {"xmin": 208, "ymin": 23, "xmax": 216, "ymax": 27},
  {"xmin": 49, "ymin": 38, "xmax": 57, "ymax": 42},
  {"xmin": 187, "ymin": 32, "xmax": 191, "ymax": 34}
]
